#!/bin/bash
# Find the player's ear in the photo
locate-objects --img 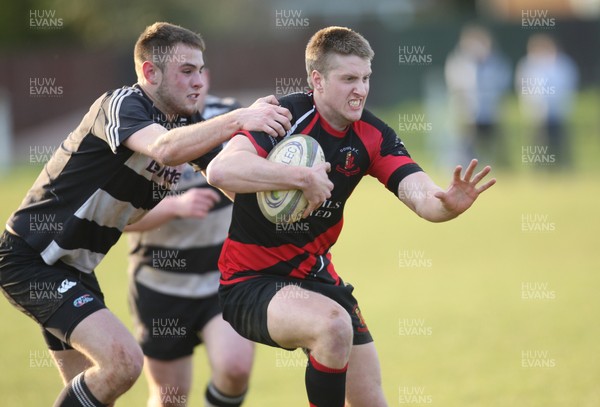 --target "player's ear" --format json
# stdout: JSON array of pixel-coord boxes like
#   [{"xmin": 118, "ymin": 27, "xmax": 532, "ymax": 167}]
[
  {"xmin": 311, "ymin": 70, "xmax": 323, "ymax": 92},
  {"xmin": 142, "ymin": 61, "xmax": 161, "ymax": 85}
]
